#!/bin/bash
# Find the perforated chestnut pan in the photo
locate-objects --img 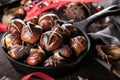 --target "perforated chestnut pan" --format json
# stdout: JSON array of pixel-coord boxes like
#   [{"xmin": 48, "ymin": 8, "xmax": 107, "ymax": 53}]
[{"xmin": 1, "ymin": 5, "xmax": 120, "ymax": 78}]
